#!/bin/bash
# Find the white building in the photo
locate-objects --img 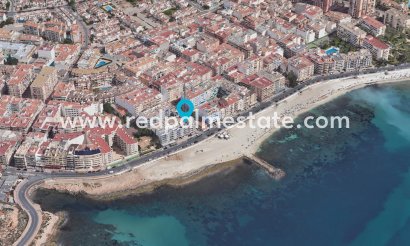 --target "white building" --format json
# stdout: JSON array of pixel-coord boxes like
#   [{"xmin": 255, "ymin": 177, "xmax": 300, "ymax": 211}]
[
  {"xmin": 362, "ymin": 35, "xmax": 390, "ymax": 60},
  {"xmin": 337, "ymin": 22, "xmax": 366, "ymax": 46}
]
